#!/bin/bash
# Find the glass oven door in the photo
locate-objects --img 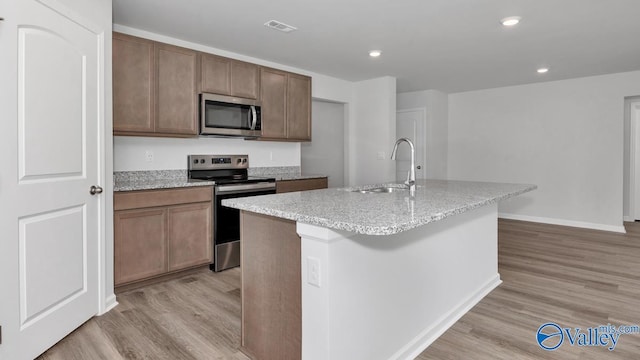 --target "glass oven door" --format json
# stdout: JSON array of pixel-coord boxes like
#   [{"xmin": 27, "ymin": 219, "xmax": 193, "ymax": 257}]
[{"xmin": 212, "ymin": 184, "xmax": 275, "ymax": 271}]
